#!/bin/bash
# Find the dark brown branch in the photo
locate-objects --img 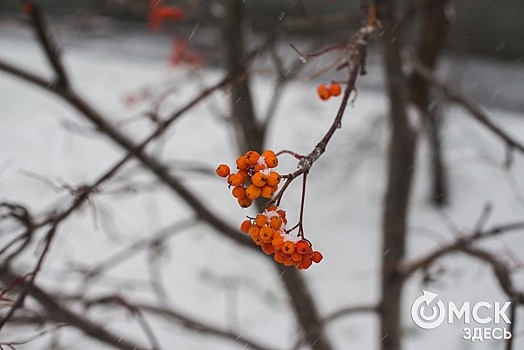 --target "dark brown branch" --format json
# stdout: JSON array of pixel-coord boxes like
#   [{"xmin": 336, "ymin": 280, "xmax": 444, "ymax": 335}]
[
  {"xmin": 376, "ymin": 1, "xmax": 417, "ymax": 349},
  {"xmin": 0, "ymin": 324, "xmax": 68, "ymax": 347},
  {"xmin": 0, "ymin": 54, "xmax": 257, "ymax": 251},
  {"xmin": 409, "ymin": 55, "xmax": 524, "ymax": 155},
  {"xmin": 408, "ymin": 0, "xmax": 450, "ymax": 205},
  {"xmin": 460, "ymin": 246, "xmax": 524, "ymax": 304},
  {"xmin": 0, "ymin": 268, "xmax": 148, "ymax": 350},
  {"xmin": 270, "ymin": 22, "xmax": 375, "ymax": 207},
  {"xmin": 401, "ymin": 221, "xmax": 524, "ymax": 278},
  {"xmin": 88, "ymin": 297, "xmax": 279, "ymax": 350},
  {"xmin": 25, "ymin": 1, "xmax": 70, "ymax": 89},
  {"xmin": 0, "ymin": 225, "xmax": 57, "ymax": 331},
  {"xmin": 85, "ymin": 295, "xmax": 162, "ymax": 350},
  {"xmin": 458, "ymin": 247, "xmax": 522, "ymax": 350},
  {"xmin": 221, "ymin": 0, "xmax": 262, "ymax": 153},
  {"xmin": 323, "ymin": 304, "xmax": 378, "ymax": 323}
]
